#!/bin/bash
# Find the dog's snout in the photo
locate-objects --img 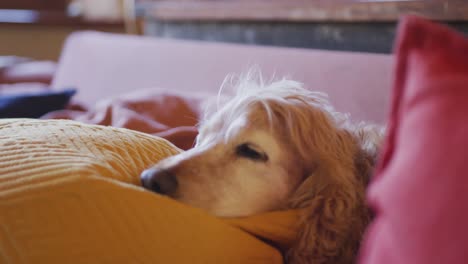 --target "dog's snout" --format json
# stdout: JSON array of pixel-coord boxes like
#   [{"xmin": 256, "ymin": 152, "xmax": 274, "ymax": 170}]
[{"xmin": 141, "ymin": 168, "xmax": 178, "ymax": 195}]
